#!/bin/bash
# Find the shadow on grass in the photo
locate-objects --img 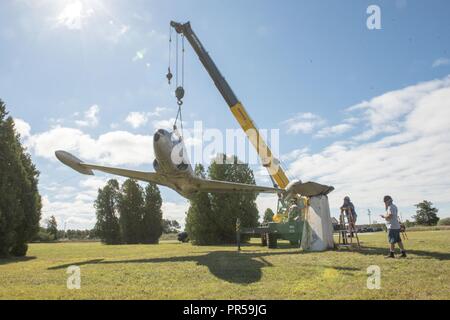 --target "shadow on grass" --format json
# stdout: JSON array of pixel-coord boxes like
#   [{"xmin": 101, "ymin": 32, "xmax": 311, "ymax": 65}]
[
  {"xmin": 48, "ymin": 251, "xmax": 300, "ymax": 284},
  {"xmin": 0, "ymin": 256, "xmax": 36, "ymax": 265},
  {"xmin": 358, "ymin": 246, "xmax": 450, "ymax": 260},
  {"xmin": 47, "ymin": 259, "xmax": 104, "ymax": 270}
]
